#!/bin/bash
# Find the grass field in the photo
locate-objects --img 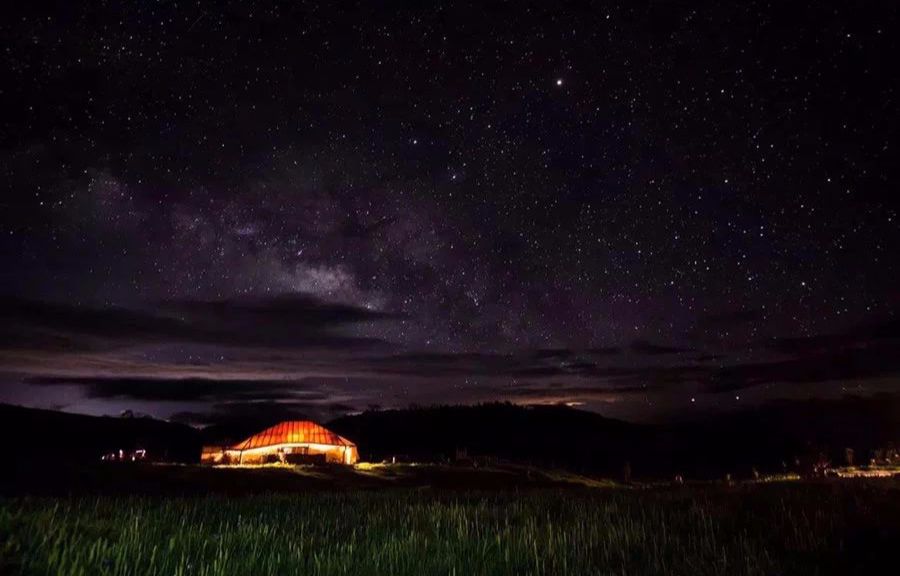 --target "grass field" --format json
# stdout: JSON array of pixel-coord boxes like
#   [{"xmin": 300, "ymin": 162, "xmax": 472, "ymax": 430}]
[{"xmin": 2, "ymin": 480, "xmax": 898, "ymax": 575}]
